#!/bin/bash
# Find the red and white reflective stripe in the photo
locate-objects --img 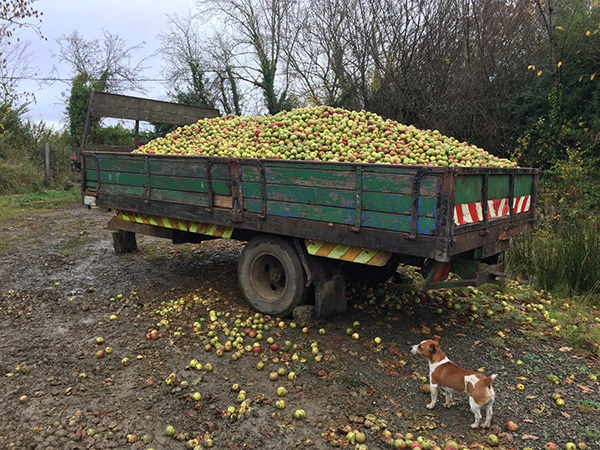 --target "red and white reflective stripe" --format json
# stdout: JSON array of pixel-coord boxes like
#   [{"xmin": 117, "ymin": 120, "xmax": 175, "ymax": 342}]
[
  {"xmin": 513, "ymin": 195, "xmax": 531, "ymax": 214},
  {"xmin": 454, "ymin": 195, "xmax": 531, "ymax": 226},
  {"xmin": 487, "ymin": 198, "xmax": 509, "ymax": 219}
]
